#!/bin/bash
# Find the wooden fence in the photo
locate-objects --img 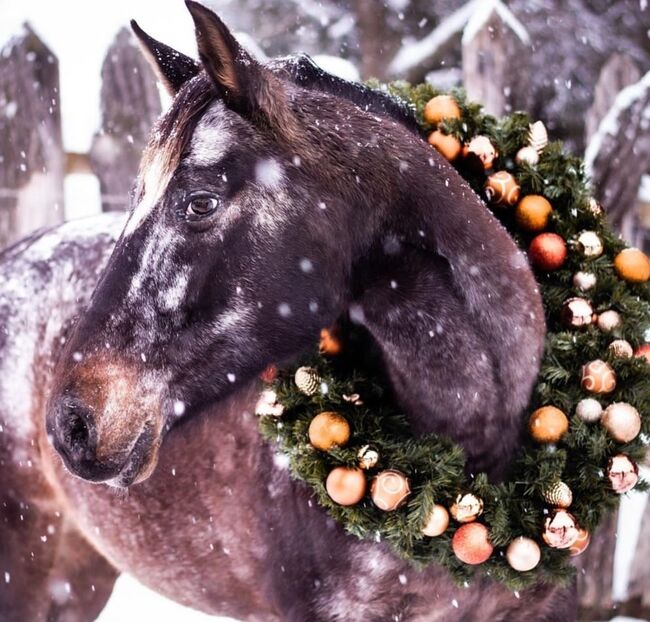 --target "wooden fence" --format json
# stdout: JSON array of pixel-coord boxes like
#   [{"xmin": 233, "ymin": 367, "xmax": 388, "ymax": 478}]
[{"xmin": 1, "ymin": 9, "xmax": 650, "ymax": 621}]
